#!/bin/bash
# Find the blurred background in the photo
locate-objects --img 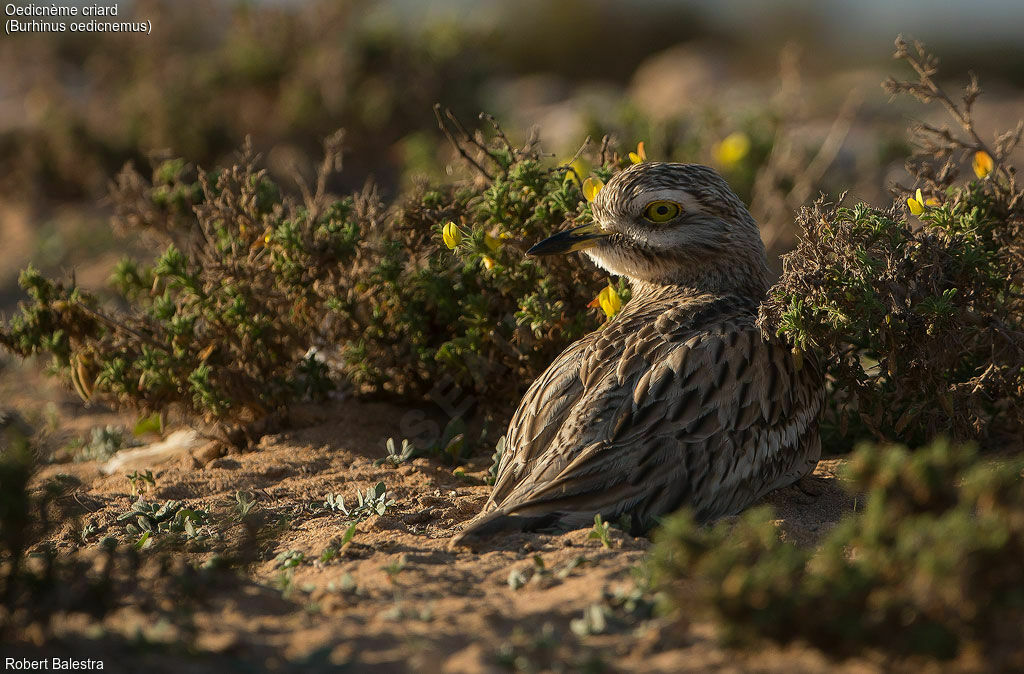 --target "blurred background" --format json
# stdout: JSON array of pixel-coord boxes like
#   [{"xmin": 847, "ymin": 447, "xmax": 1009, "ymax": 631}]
[{"xmin": 3, "ymin": 0, "xmax": 1024, "ymax": 313}]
